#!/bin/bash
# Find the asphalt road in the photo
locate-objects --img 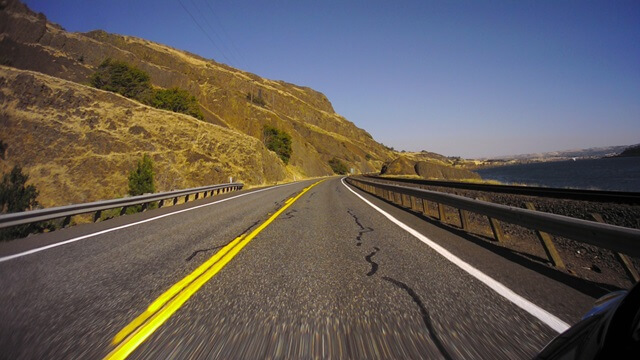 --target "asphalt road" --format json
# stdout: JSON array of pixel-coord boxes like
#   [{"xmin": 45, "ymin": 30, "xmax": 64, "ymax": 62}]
[{"xmin": 0, "ymin": 177, "xmax": 601, "ymax": 359}]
